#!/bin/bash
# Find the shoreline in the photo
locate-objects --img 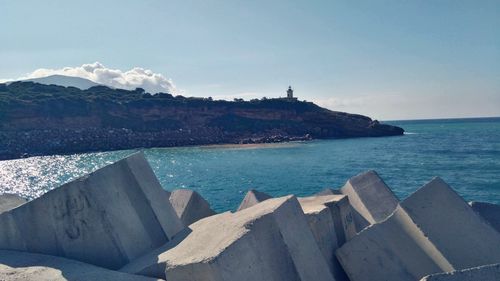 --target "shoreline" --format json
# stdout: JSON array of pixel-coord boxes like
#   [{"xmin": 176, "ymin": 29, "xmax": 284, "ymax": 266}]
[
  {"xmin": 0, "ymin": 131, "xmax": 408, "ymax": 161},
  {"xmin": 0, "ymin": 134, "xmax": 314, "ymax": 161},
  {"xmin": 199, "ymin": 142, "xmax": 302, "ymax": 150}
]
